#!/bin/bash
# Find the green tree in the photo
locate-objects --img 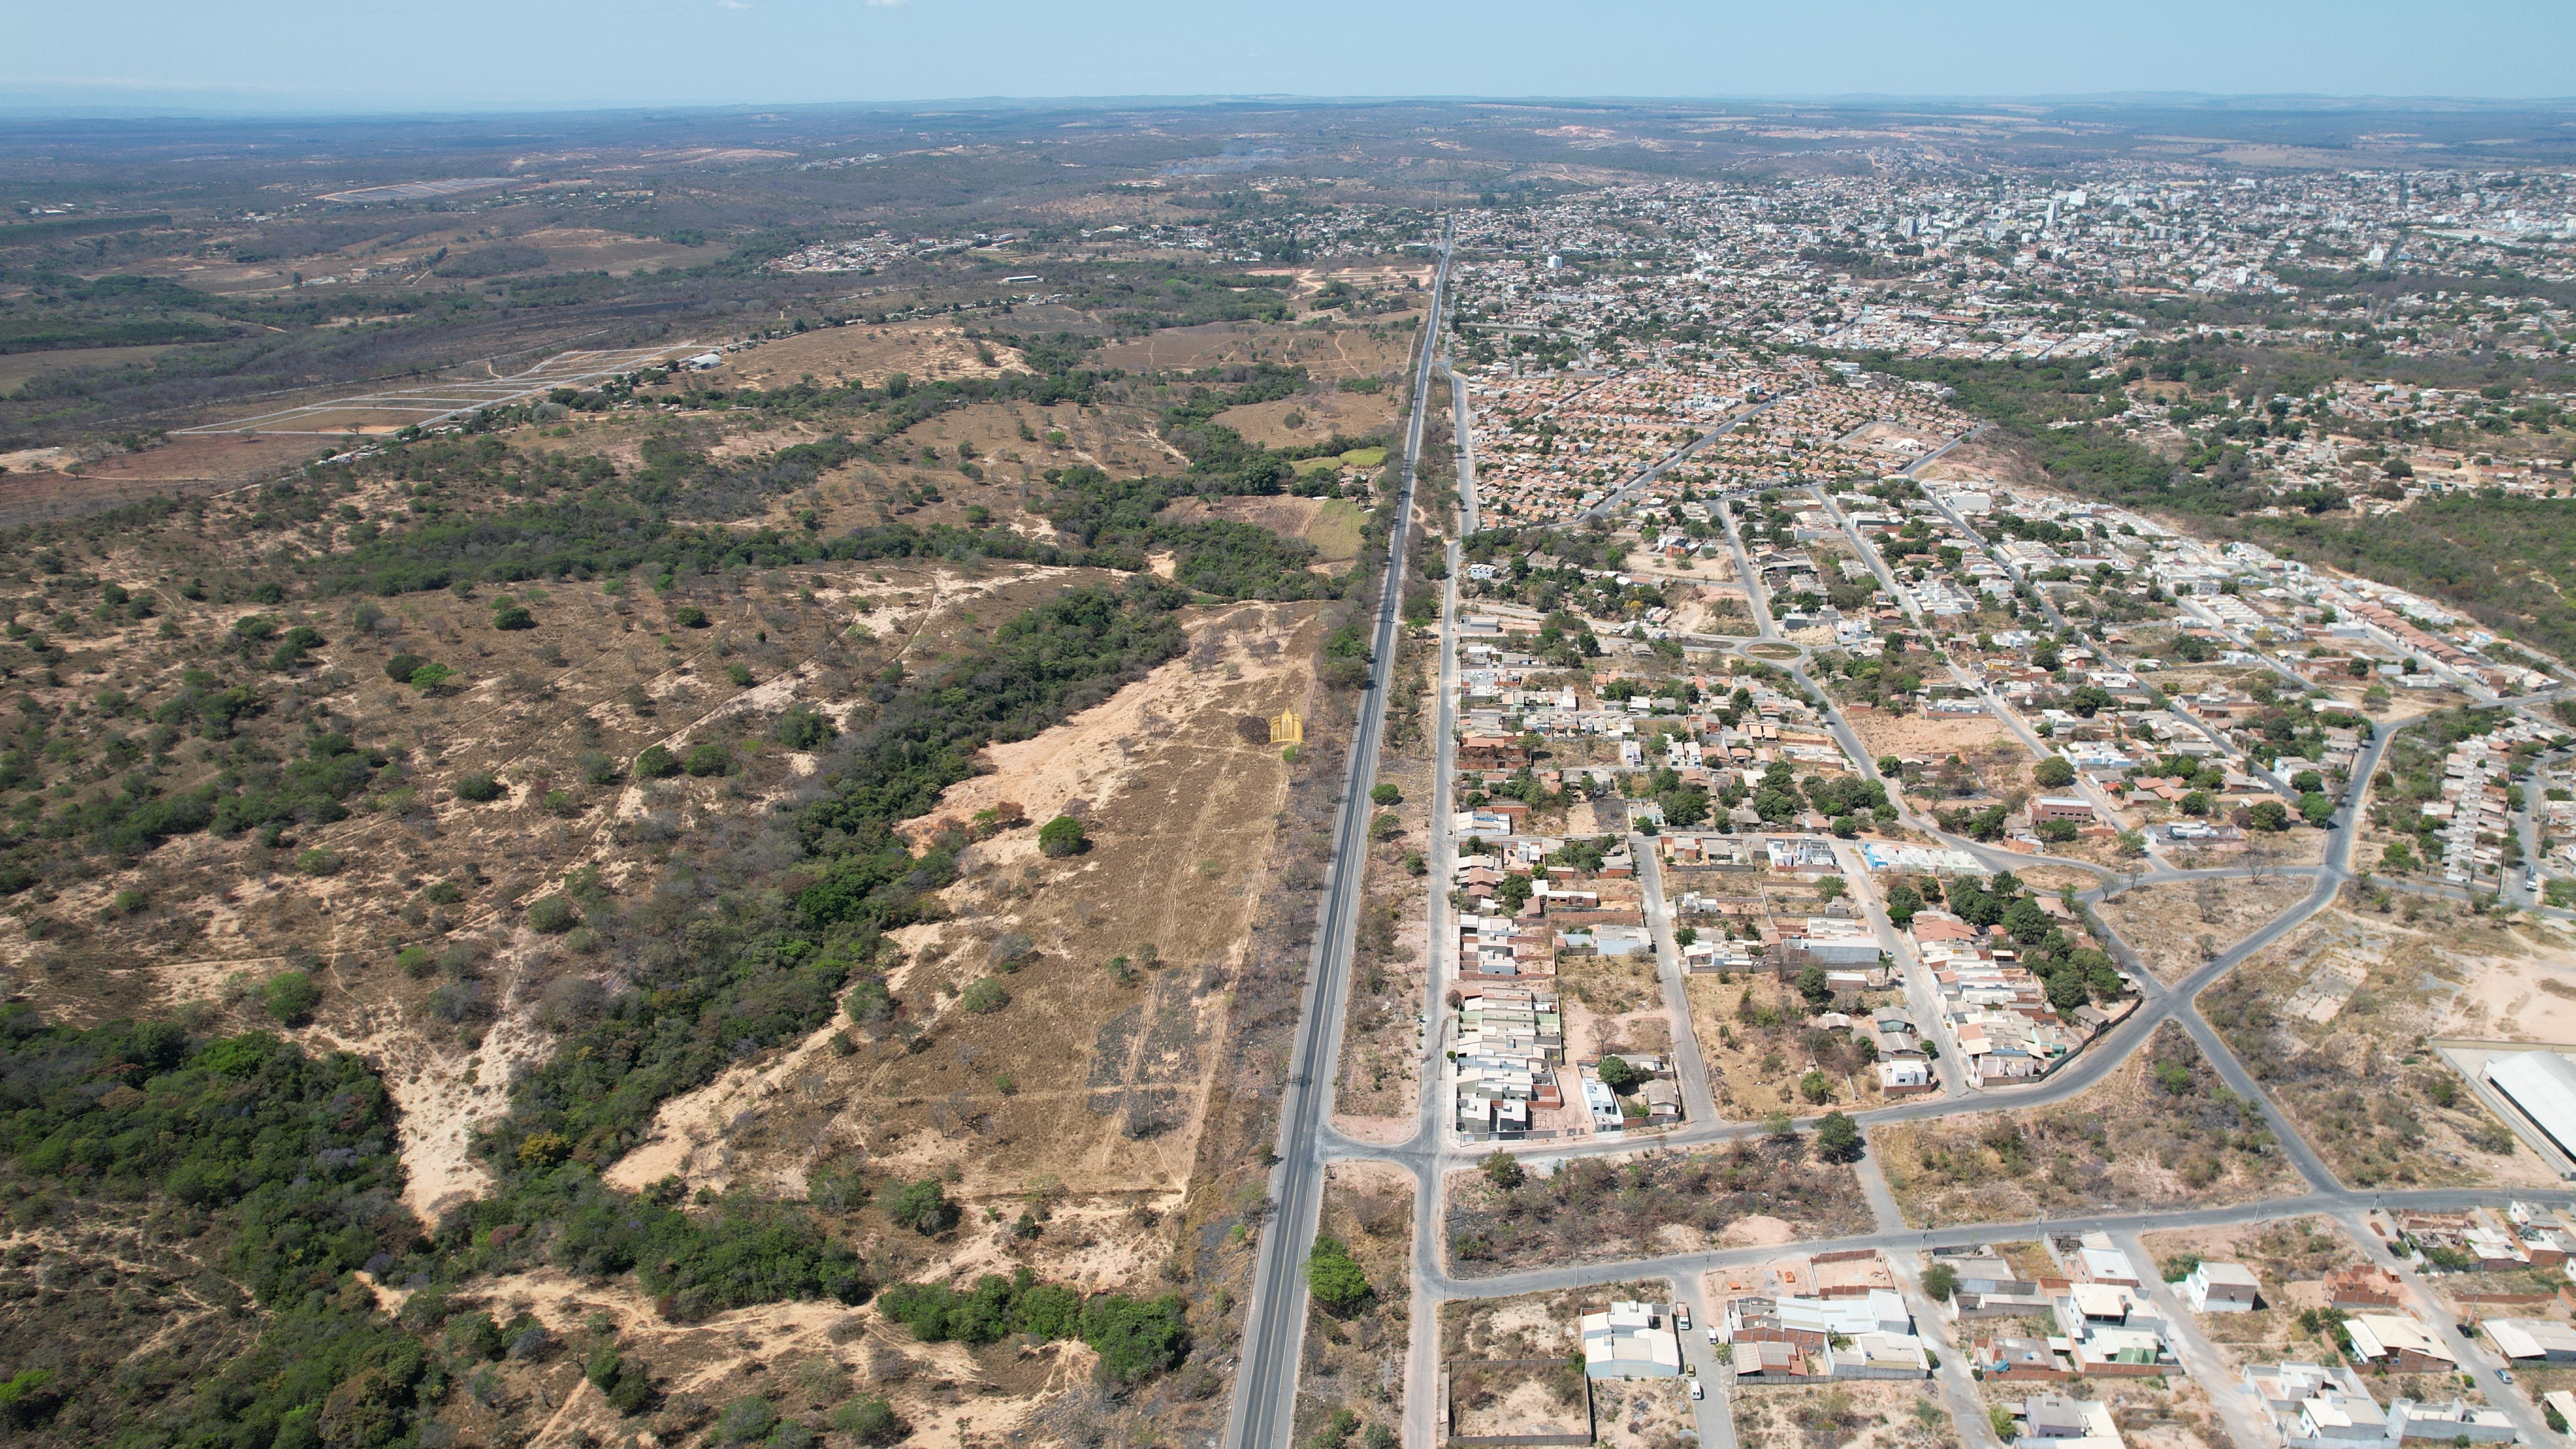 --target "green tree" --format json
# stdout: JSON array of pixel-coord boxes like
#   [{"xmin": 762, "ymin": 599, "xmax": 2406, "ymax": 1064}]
[
  {"xmin": 880, "ymin": 1180, "xmax": 957, "ymax": 1235},
  {"xmin": 636, "ymin": 743, "xmax": 680, "ymax": 778},
  {"xmin": 2246, "ymin": 799, "xmax": 2291, "ymax": 832},
  {"xmin": 1799, "ymin": 1069, "xmax": 1832, "ymax": 1104},
  {"xmin": 684, "ymin": 742, "xmax": 732, "ymax": 777},
  {"xmin": 526, "ymin": 895, "xmax": 579, "ymax": 934},
  {"xmin": 960, "ymin": 978, "xmax": 1010, "ymax": 1014},
  {"xmin": 1920, "ymin": 1262, "xmax": 1958, "ymax": 1304},
  {"xmin": 1795, "ymin": 965, "xmax": 1831, "ymax": 1004},
  {"xmin": 2298, "ymin": 791, "xmax": 2335, "ymax": 827},
  {"xmin": 408, "ymin": 661, "xmax": 456, "ymax": 693},
  {"xmin": 1370, "ymin": 783, "xmax": 1401, "ymax": 806},
  {"xmin": 1595, "ymin": 1055, "xmax": 1641, "ymax": 1095},
  {"xmin": 1813, "ymin": 1110, "xmax": 1862, "ymax": 1162},
  {"xmin": 1306, "ymin": 1236, "xmax": 1371, "ymax": 1314},
  {"xmin": 1038, "ymin": 815, "xmax": 1089, "ymax": 857},
  {"xmin": 2034, "ymin": 756, "xmax": 2076, "ymax": 789},
  {"xmin": 1480, "ymin": 1149, "xmax": 1524, "ymax": 1190}
]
